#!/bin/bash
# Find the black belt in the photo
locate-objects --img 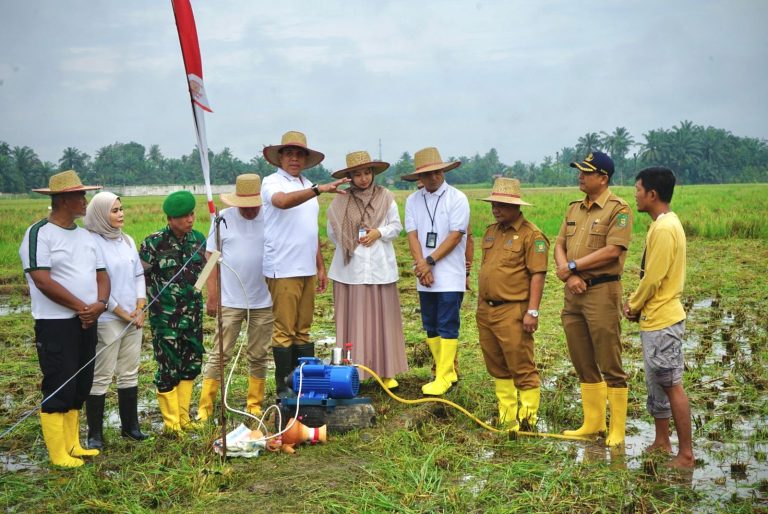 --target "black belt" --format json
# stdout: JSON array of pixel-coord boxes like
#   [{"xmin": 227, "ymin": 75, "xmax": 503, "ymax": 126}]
[
  {"xmin": 485, "ymin": 299, "xmax": 514, "ymax": 307},
  {"xmin": 585, "ymin": 275, "xmax": 620, "ymax": 287}
]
